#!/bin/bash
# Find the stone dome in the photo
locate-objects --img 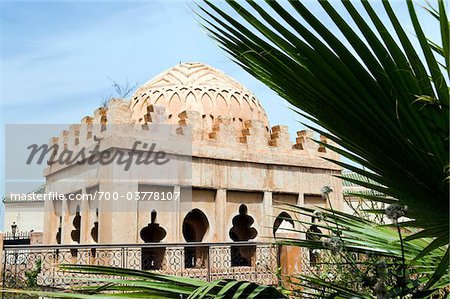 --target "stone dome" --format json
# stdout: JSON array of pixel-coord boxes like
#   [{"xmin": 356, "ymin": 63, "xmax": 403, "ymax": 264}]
[{"xmin": 130, "ymin": 63, "xmax": 269, "ymax": 126}]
